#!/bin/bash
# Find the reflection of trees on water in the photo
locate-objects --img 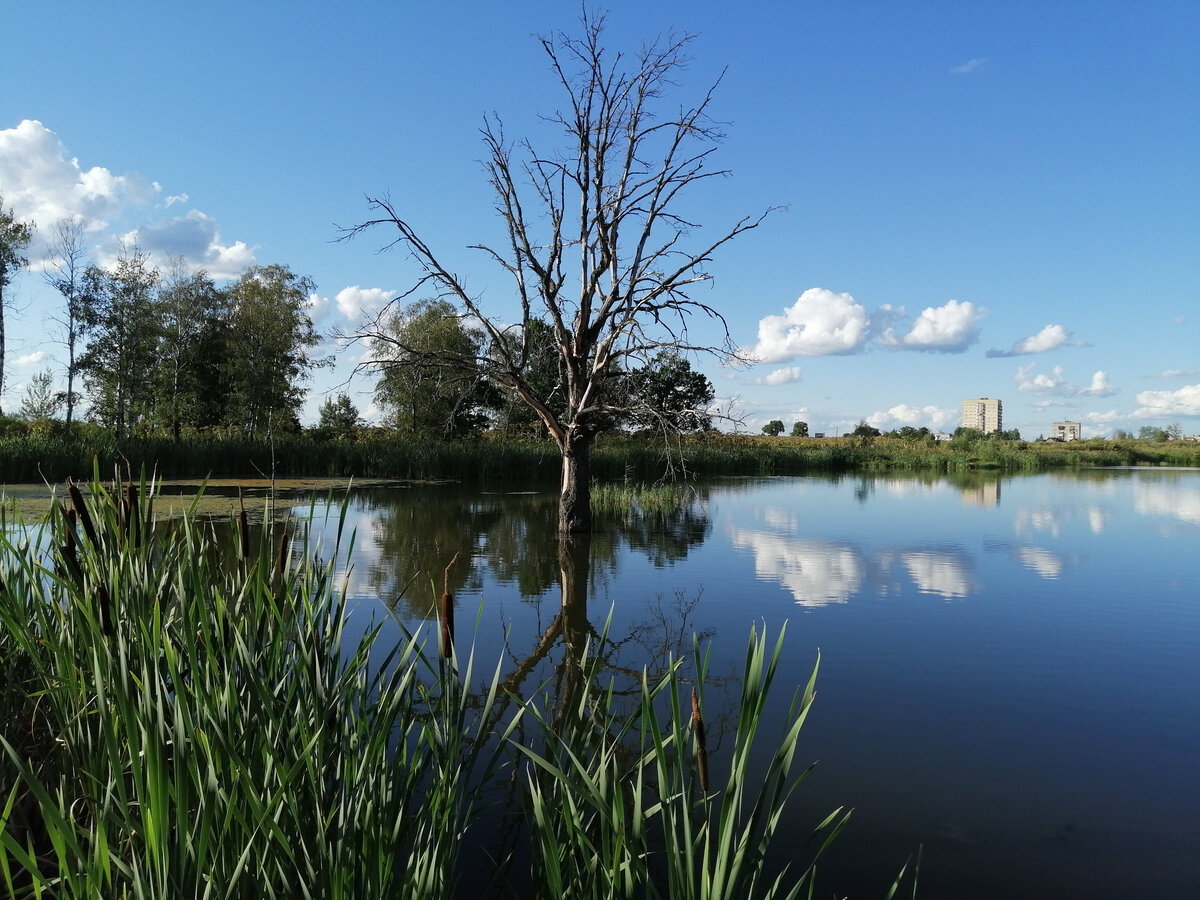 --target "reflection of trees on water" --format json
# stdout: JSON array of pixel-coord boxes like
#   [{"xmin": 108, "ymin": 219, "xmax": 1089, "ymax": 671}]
[
  {"xmin": 352, "ymin": 482, "xmax": 721, "ymax": 717},
  {"xmin": 360, "ymin": 483, "xmax": 713, "ymax": 619}
]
